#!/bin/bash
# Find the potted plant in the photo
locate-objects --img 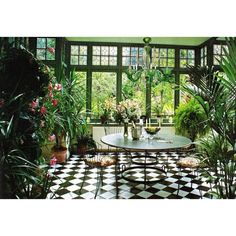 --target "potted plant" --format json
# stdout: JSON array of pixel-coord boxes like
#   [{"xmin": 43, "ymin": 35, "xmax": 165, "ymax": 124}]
[
  {"xmin": 76, "ymin": 119, "xmax": 95, "ymax": 155},
  {"xmin": 40, "ymin": 70, "xmax": 85, "ymax": 163},
  {"xmin": 184, "ymin": 38, "xmax": 236, "ymax": 198},
  {"xmin": 173, "ymin": 98, "xmax": 209, "ymax": 141}
]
